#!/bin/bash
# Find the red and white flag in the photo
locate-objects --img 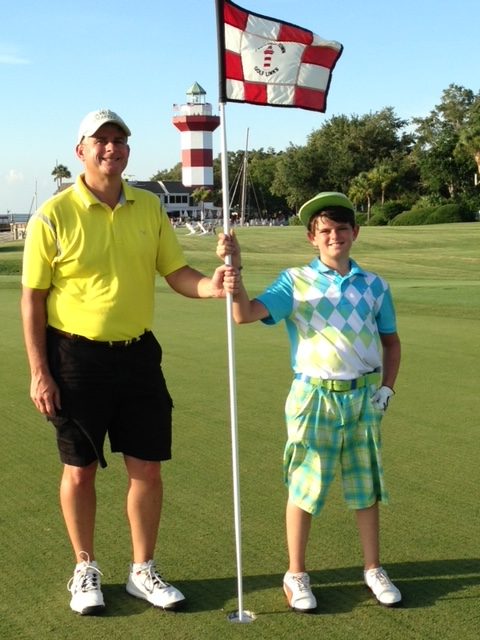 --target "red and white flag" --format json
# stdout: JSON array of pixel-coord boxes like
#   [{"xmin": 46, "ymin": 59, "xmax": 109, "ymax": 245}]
[
  {"xmin": 218, "ymin": 0, "xmax": 343, "ymax": 112},
  {"xmin": 214, "ymin": 3, "xmax": 344, "ymax": 622}
]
